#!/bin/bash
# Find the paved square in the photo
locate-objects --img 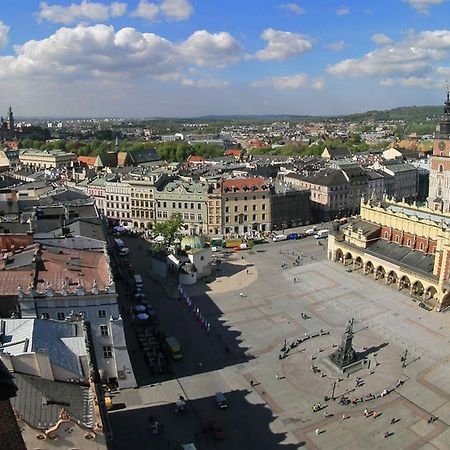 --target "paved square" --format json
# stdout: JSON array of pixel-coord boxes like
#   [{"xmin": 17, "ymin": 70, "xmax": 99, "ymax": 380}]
[{"xmin": 109, "ymin": 237, "xmax": 450, "ymax": 450}]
